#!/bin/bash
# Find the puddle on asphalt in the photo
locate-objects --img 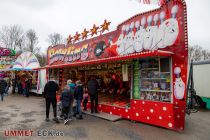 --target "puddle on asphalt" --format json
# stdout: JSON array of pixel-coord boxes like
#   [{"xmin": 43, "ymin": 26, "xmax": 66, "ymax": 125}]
[
  {"xmin": 110, "ymin": 126, "xmax": 143, "ymax": 140},
  {"xmin": 21, "ymin": 111, "xmax": 37, "ymax": 117},
  {"xmin": 0, "ymin": 110, "xmax": 9, "ymax": 115},
  {"xmin": 7, "ymin": 105, "xmax": 20, "ymax": 110},
  {"xmin": 10, "ymin": 113, "xmax": 18, "ymax": 117},
  {"xmin": 20, "ymin": 119, "xmax": 36, "ymax": 123},
  {"xmin": 0, "ymin": 117, "xmax": 11, "ymax": 126},
  {"xmin": 63, "ymin": 127, "xmax": 87, "ymax": 138}
]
